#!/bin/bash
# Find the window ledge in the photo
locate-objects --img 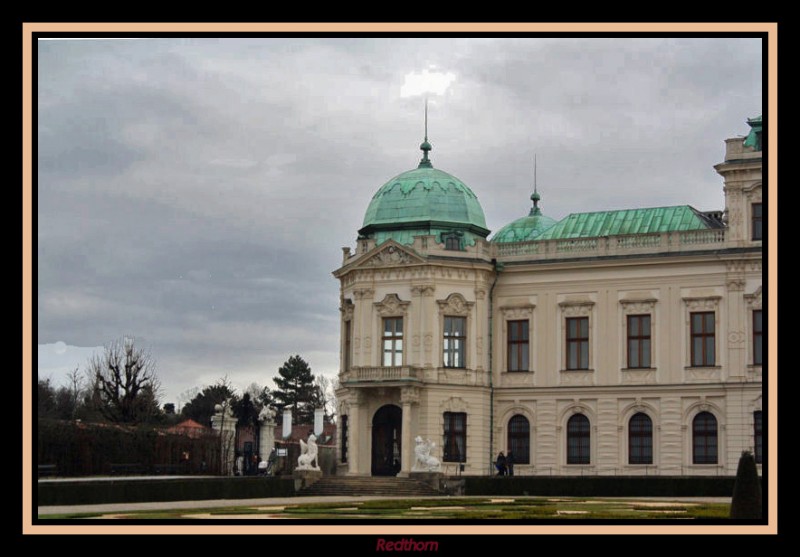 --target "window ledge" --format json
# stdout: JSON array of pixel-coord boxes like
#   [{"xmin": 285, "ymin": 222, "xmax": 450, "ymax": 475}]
[
  {"xmin": 560, "ymin": 369, "xmax": 594, "ymax": 373},
  {"xmin": 747, "ymin": 364, "xmax": 763, "ymax": 370},
  {"xmin": 505, "ymin": 370, "xmax": 533, "ymax": 374},
  {"xmin": 622, "ymin": 367, "xmax": 657, "ymax": 371},
  {"xmin": 684, "ymin": 366, "xmax": 722, "ymax": 371}
]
